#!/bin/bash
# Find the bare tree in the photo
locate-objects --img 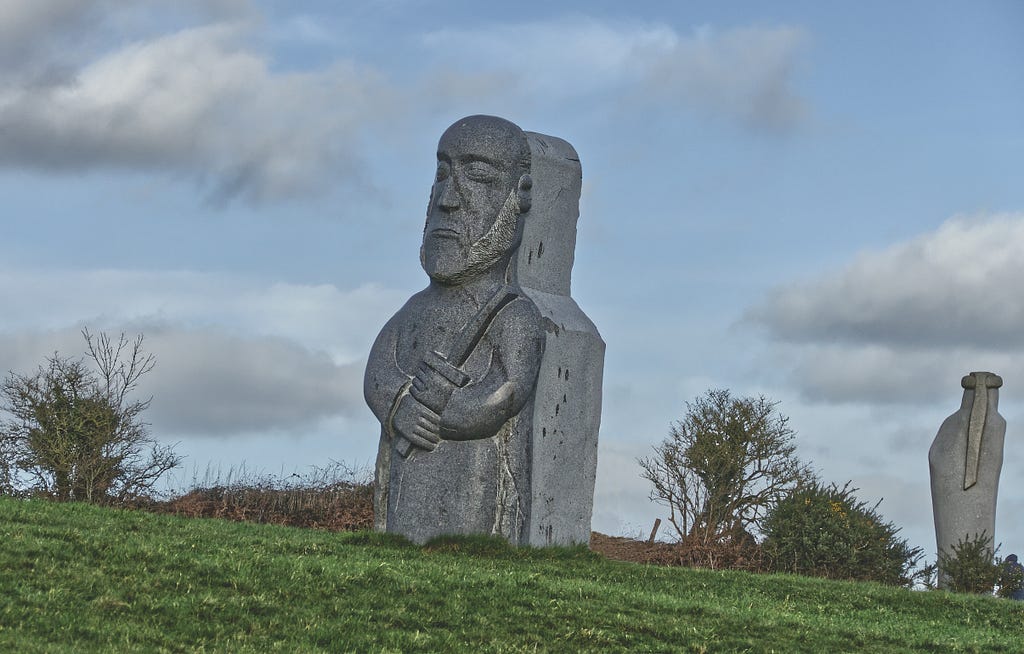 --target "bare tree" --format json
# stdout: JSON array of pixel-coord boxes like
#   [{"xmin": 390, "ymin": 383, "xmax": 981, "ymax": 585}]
[
  {"xmin": 0, "ymin": 329, "xmax": 181, "ymax": 503},
  {"xmin": 639, "ymin": 389, "xmax": 814, "ymax": 544}
]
